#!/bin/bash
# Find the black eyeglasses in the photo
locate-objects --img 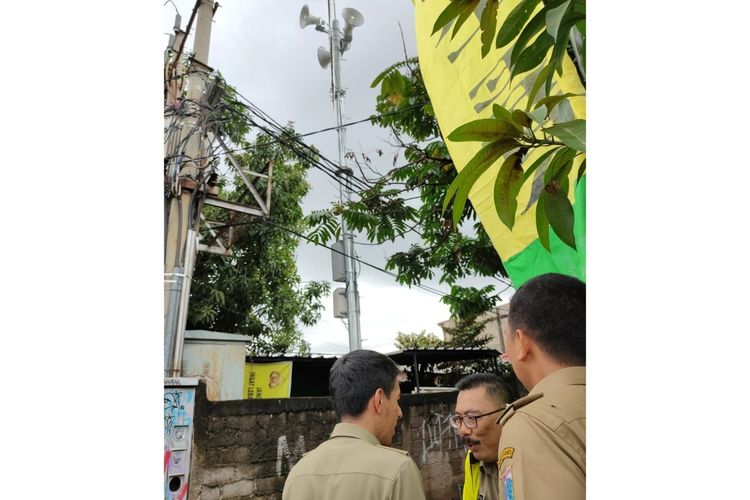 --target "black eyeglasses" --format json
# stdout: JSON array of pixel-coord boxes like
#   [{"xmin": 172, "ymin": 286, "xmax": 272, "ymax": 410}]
[{"xmin": 449, "ymin": 408, "xmax": 504, "ymax": 429}]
